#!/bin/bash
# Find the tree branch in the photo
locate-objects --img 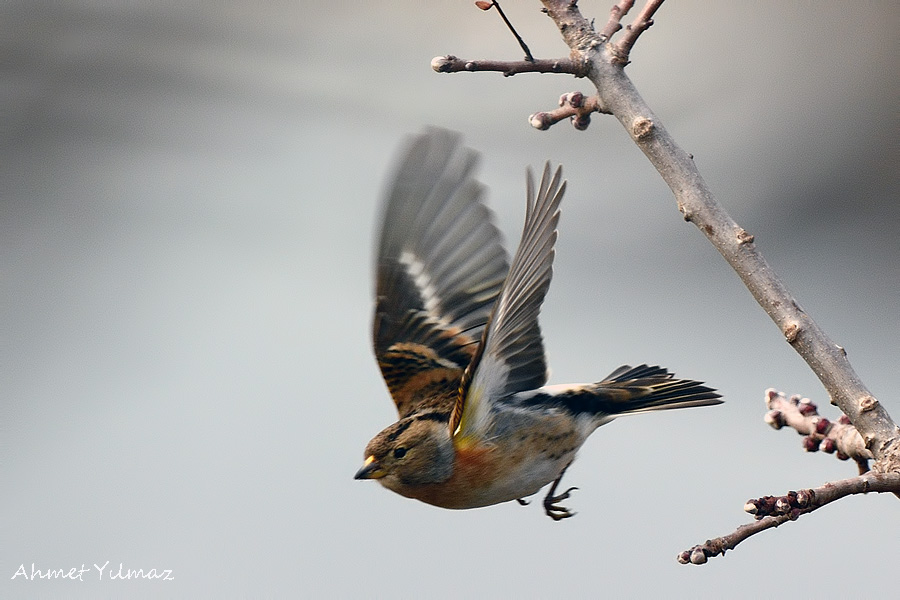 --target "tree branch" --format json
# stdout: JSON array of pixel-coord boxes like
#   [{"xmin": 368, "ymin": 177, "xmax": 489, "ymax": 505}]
[
  {"xmin": 431, "ymin": 55, "xmax": 587, "ymax": 77},
  {"xmin": 677, "ymin": 471, "xmax": 900, "ymax": 564},
  {"xmin": 534, "ymin": 0, "xmax": 900, "ymax": 472}
]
